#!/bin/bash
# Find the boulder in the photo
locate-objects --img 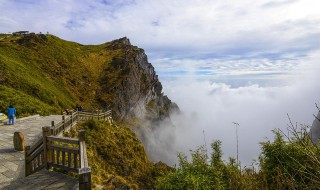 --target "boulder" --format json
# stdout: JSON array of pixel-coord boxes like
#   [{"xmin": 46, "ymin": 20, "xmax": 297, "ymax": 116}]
[{"xmin": 13, "ymin": 132, "xmax": 25, "ymax": 151}]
